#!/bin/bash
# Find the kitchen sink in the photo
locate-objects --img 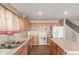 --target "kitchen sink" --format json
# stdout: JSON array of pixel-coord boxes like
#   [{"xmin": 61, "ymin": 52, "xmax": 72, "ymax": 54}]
[
  {"xmin": 0, "ymin": 44, "xmax": 20, "ymax": 49},
  {"xmin": 0, "ymin": 41, "xmax": 25, "ymax": 49}
]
